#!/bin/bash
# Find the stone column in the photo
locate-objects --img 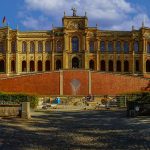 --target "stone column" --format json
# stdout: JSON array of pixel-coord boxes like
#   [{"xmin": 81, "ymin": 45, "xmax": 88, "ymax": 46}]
[
  {"xmin": 27, "ymin": 41, "xmax": 30, "ymax": 73},
  {"xmin": 21, "ymin": 102, "xmax": 31, "ymax": 119},
  {"xmin": 16, "ymin": 34, "xmax": 20, "ymax": 75},
  {"xmin": 6, "ymin": 38, "xmax": 10, "ymax": 75},
  {"xmin": 42, "ymin": 41, "xmax": 46, "ymax": 72},
  {"xmin": 88, "ymin": 71, "xmax": 92, "ymax": 94},
  {"xmin": 97, "ymin": 51, "xmax": 100, "ymax": 71},
  {"xmin": 60, "ymin": 70, "xmax": 63, "ymax": 96},
  {"xmin": 35, "ymin": 41, "xmax": 38, "ymax": 72},
  {"xmin": 52, "ymin": 38, "xmax": 55, "ymax": 70},
  {"xmin": 141, "ymin": 39, "xmax": 146, "ymax": 74},
  {"xmin": 131, "ymin": 50, "xmax": 135, "ymax": 74}
]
